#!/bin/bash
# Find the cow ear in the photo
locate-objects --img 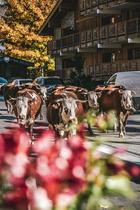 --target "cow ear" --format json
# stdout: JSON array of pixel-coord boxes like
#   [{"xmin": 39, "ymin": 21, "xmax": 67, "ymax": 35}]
[
  {"xmin": 9, "ymin": 97, "xmax": 16, "ymax": 102},
  {"xmin": 96, "ymin": 92, "xmax": 102, "ymax": 98},
  {"xmin": 28, "ymin": 99, "xmax": 32, "ymax": 104},
  {"xmin": 118, "ymin": 89, "xmax": 123, "ymax": 94}
]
